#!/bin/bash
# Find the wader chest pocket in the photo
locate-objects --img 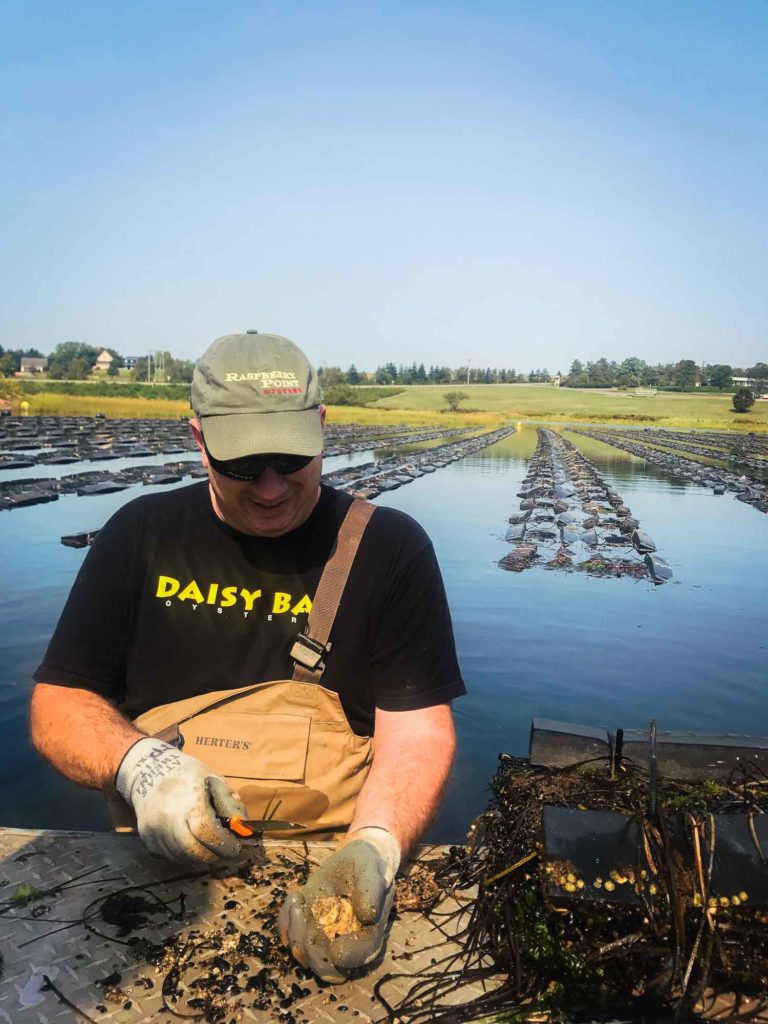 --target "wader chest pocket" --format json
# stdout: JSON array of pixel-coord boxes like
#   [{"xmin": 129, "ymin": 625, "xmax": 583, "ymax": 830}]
[{"xmin": 179, "ymin": 712, "xmax": 310, "ymax": 781}]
